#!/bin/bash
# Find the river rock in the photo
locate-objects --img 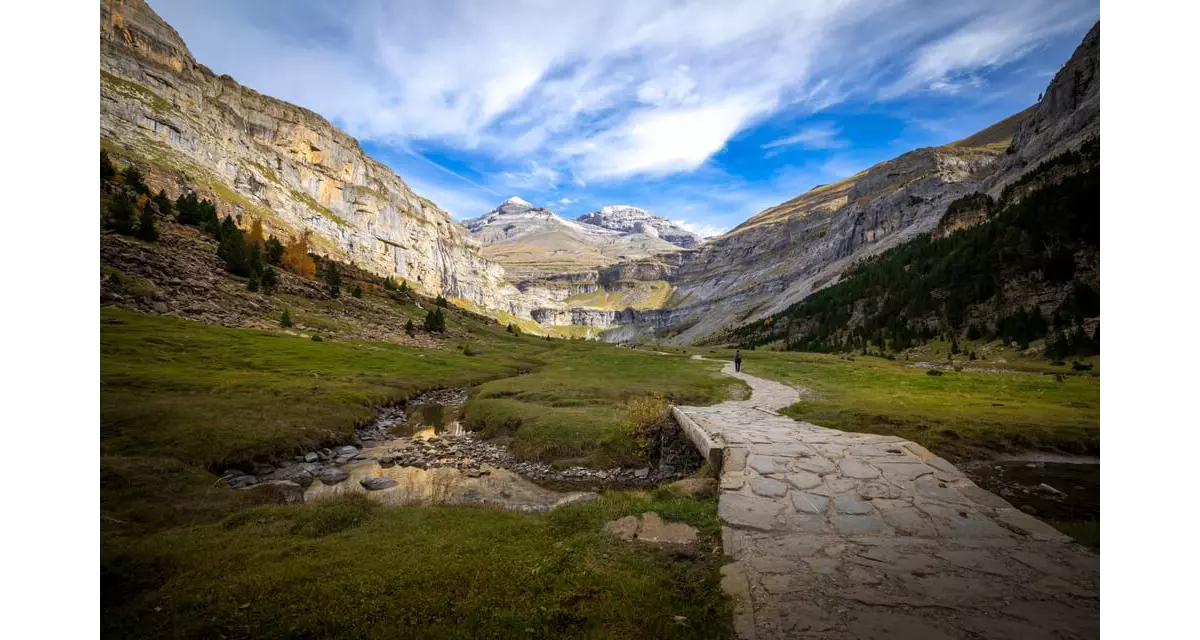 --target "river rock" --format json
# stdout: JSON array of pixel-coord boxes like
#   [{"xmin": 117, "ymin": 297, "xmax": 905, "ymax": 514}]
[
  {"xmin": 271, "ymin": 465, "xmax": 314, "ymax": 488},
  {"xmin": 361, "ymin": 477, "xmax": 398, "ymax": 491},
  {"xmin": 225, "ymin": 475, "xmax": 257, "ymax": 489},
  {"xmin": 243, "ymin": 480, "xmax": 304, "ymax": 504},
  {"xmin": 304, "ymin": 452, "xmax": 319, "ymax": 463},
  {"xmin": 317, "ymin": 468, "xmax": 349, "ymax": 485}
]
